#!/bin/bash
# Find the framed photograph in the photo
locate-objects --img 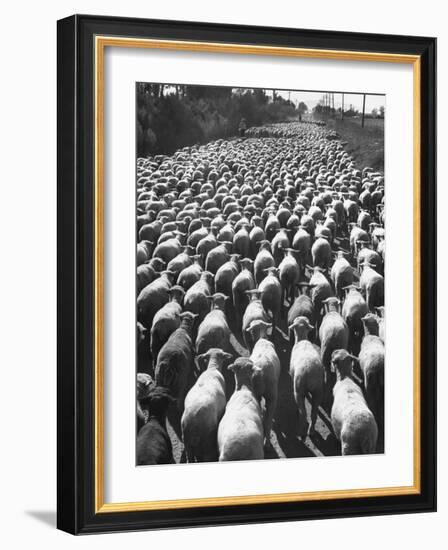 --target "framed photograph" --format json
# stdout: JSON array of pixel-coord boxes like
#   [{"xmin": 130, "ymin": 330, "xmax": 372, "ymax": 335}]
[{"xmin": 57, "ymin": 14, "xmax": 436, "ymax": 534}]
